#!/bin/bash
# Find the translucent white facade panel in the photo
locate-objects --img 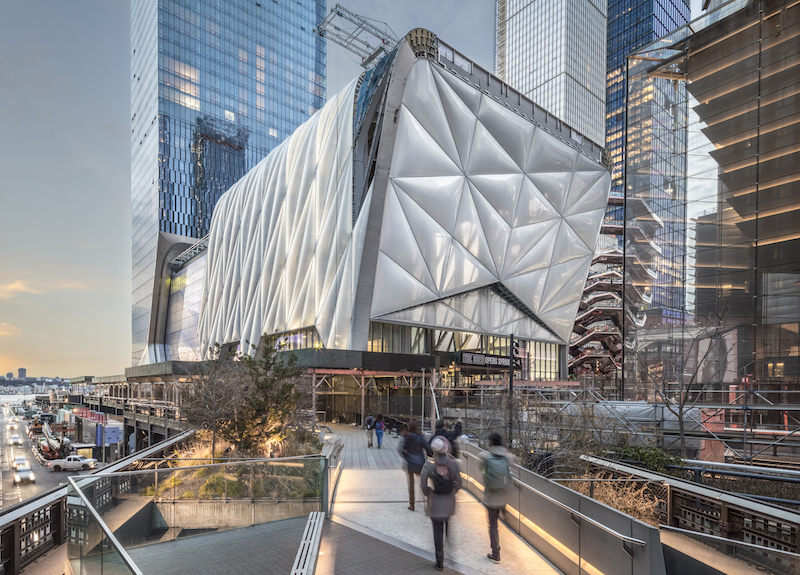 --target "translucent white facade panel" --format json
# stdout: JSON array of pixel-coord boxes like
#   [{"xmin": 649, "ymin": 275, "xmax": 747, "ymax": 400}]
[
  {"xmin": 379, "ymin": 288, "xmax": 561, "ymax": 344},
  {"xmin": 372, "ymin": 60, "xmax": 610, "ymax": 343},
  {"xmin": 198, "ymin": 81, "xmax": 360, "ymax": 356},
  {"xmin": 199, "ymin": 55, "xmax": 610, "ymax": 356}
]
